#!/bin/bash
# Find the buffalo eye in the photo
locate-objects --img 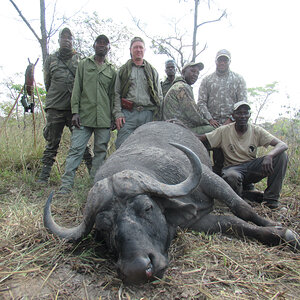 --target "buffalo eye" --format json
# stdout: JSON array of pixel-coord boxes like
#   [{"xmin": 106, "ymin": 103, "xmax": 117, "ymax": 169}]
[{"xmin": 144, "ymin": 204, "xmax": 153, "ymax": 212}]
